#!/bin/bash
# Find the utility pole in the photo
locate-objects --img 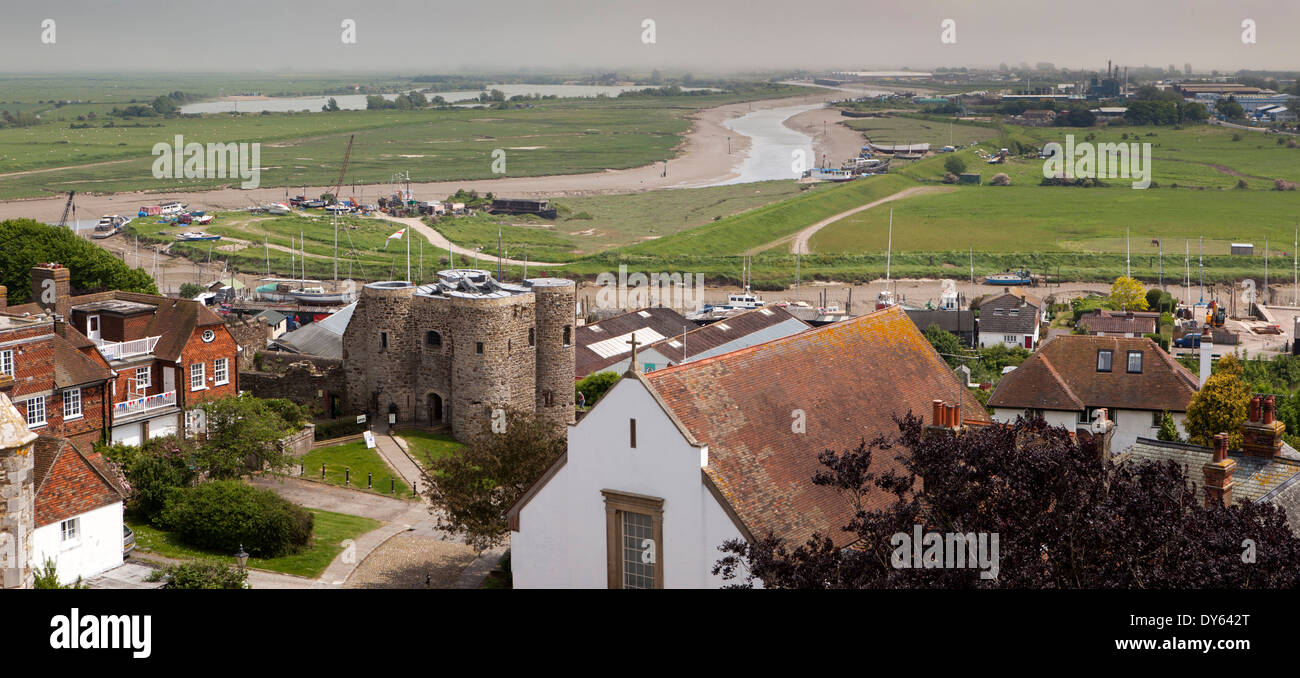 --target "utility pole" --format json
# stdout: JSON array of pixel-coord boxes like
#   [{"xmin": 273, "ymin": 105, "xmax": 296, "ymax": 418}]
[{"xmin": 1125, "ymin": 226, "xmax": 1130, "ymax": 278}]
